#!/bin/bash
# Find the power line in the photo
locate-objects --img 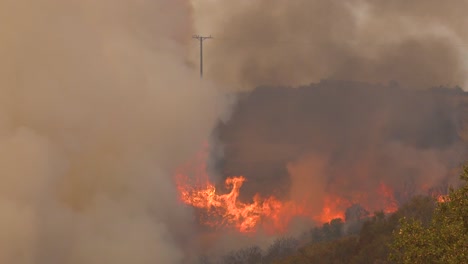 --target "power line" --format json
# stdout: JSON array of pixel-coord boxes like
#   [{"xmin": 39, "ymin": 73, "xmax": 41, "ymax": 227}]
[
  {"xmin": 192, "ymin": 35, "xmax": 213, "ymax": 79},
  {"xmin": 205, "ymin": 36, "xmax": 468, "ymax": 48}
]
